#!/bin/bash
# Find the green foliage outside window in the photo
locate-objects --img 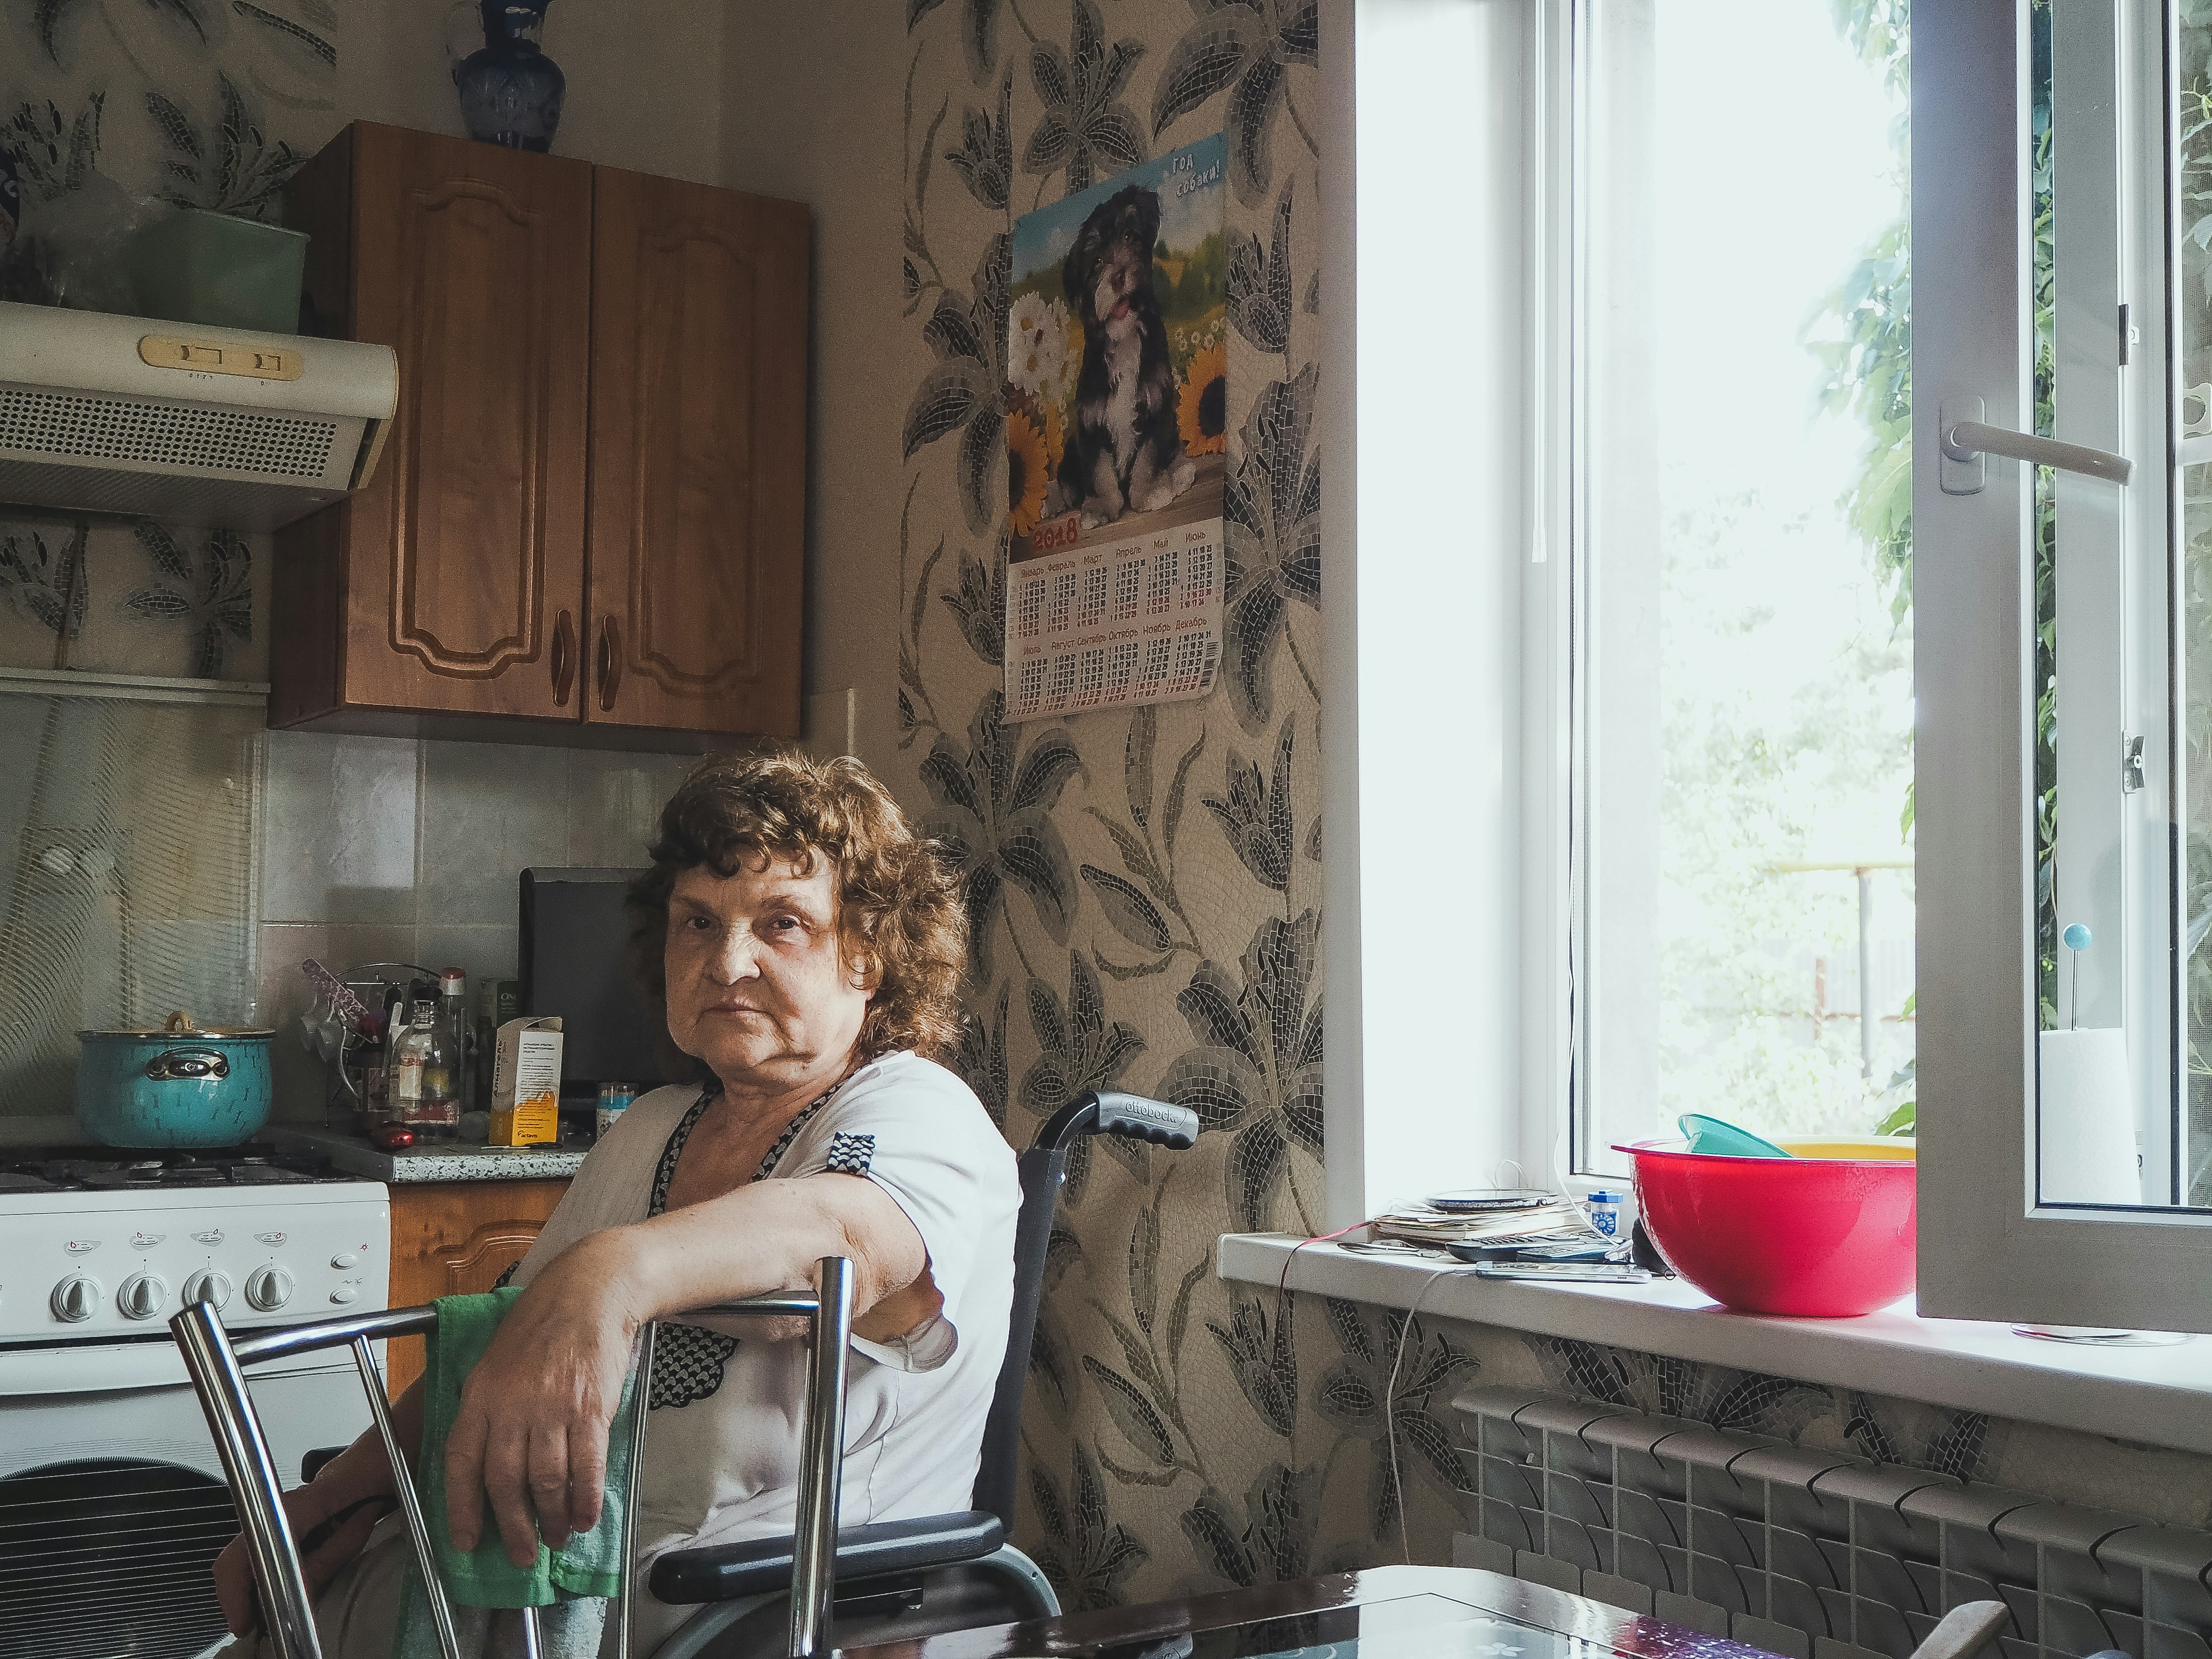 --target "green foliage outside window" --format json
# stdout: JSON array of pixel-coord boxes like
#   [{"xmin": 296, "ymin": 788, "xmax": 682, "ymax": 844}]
[
  {"xmin": 1805, "ymin": 0, "xmax": 2071, "ymax": 1140},
  {"xmin": 1805, "ymin": 0, "xmax": 1924, "ymax": 1132}
]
